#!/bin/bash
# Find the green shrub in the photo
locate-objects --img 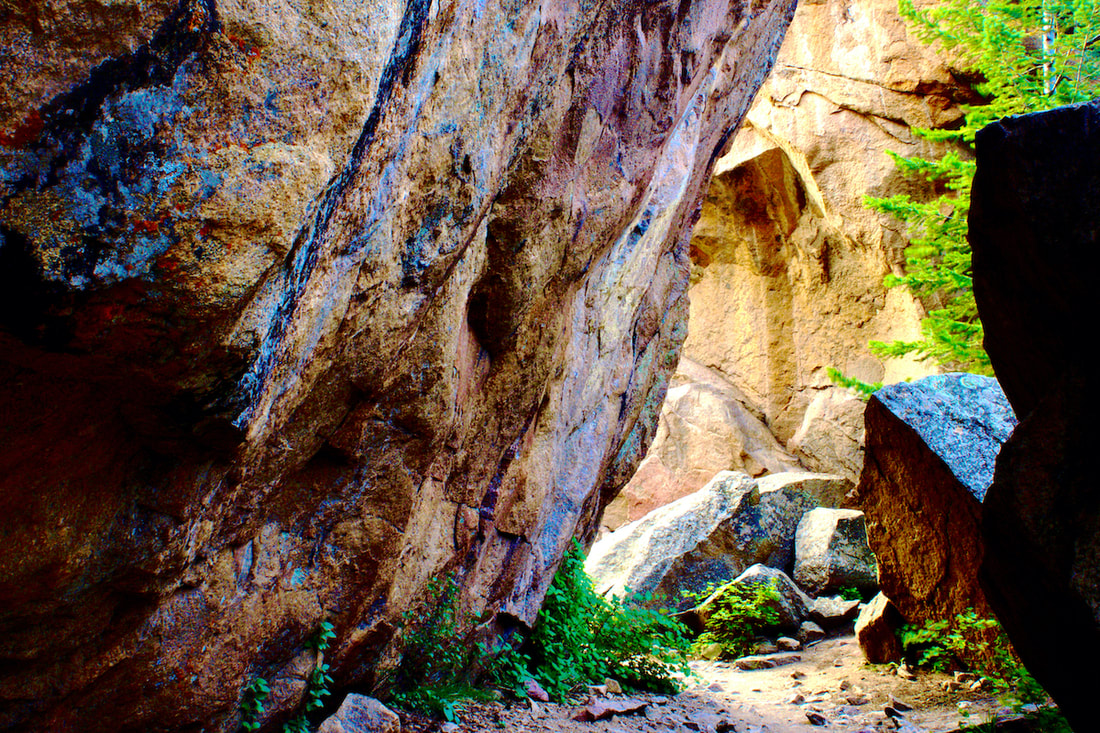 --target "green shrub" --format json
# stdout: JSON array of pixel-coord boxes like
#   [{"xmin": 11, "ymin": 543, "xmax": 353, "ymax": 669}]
[
  {"xmin": 687, "ymin": 580, "xmax": 781, "ymax": 659},
  {"xmin": 899, "ymin": 609, "xmax": 1071, "ymax": 731},
  {"xmin": 390, "ymin": 573, "xmax": 486, "ymax": 722},
  {"xmin": 238, "ymin": 621, "xmax": 335, "ymax": 733},
  {"xmin": 526, "ymin": 540, "xmax": 693, "ymax": 700}
]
